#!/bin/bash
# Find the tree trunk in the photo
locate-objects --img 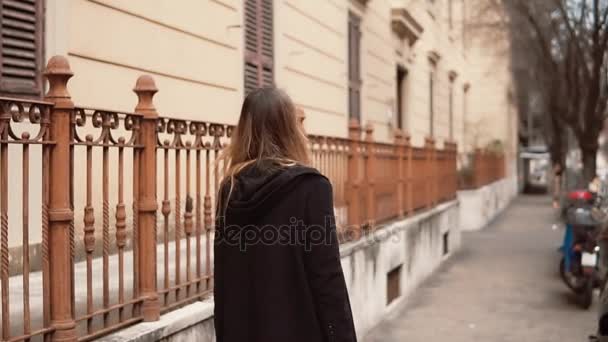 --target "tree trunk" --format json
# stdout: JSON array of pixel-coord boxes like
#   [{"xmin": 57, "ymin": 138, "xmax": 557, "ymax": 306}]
[
  {"xmin": 581, "ymin": 147, "xmax": 598, "ymax": 186},
  {"xmin": 549, "ymin": 111, "xmax": 565, "ymax": 168}
]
